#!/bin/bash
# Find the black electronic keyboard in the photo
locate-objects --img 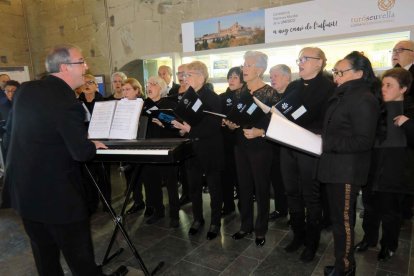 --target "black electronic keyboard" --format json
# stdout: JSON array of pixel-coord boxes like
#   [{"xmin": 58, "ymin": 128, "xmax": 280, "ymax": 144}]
[{"xmin": 95, "ymin": 138, "xmax": 193, "ymax": 163}]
